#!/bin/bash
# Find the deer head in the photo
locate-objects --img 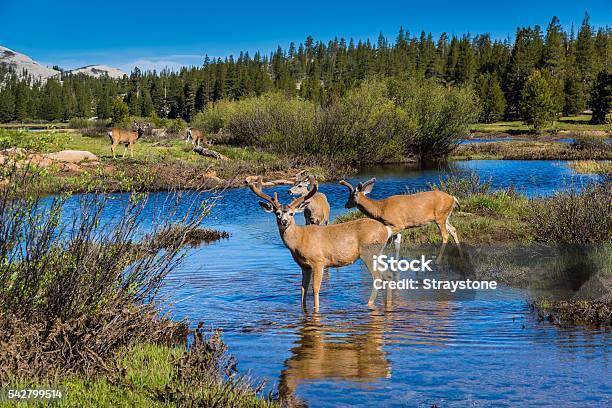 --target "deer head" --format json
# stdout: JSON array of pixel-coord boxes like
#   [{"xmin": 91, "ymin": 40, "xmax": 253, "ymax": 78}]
[
  {"xmin": 288, "ymin": 170, "xmax": 311, "ymax": 196},
  {"xmin": 250, "ymin": 176, "xmax": 318, "ymax": 231},
  {"xmin": 134, "ymin": 122, "xmax": 150, "ymax": 138},
  {"xmin": 339, "ymin": 178, "xmax": 376, "ymax": 209}
]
